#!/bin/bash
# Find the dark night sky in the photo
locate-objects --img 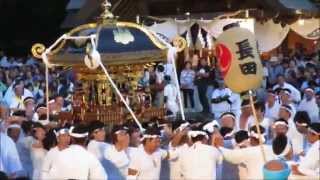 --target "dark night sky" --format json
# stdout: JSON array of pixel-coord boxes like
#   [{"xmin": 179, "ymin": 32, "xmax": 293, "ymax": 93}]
[{"xmin": 0, "ymin": 0, "xmax": 69, "ymax": 56}]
